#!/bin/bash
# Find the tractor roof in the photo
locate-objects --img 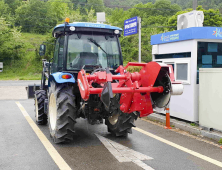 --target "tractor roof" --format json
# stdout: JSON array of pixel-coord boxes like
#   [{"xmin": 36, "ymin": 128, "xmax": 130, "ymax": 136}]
[{"xmin": 53, "ymin": 22, "xmax": 123, "ymax": 37}]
